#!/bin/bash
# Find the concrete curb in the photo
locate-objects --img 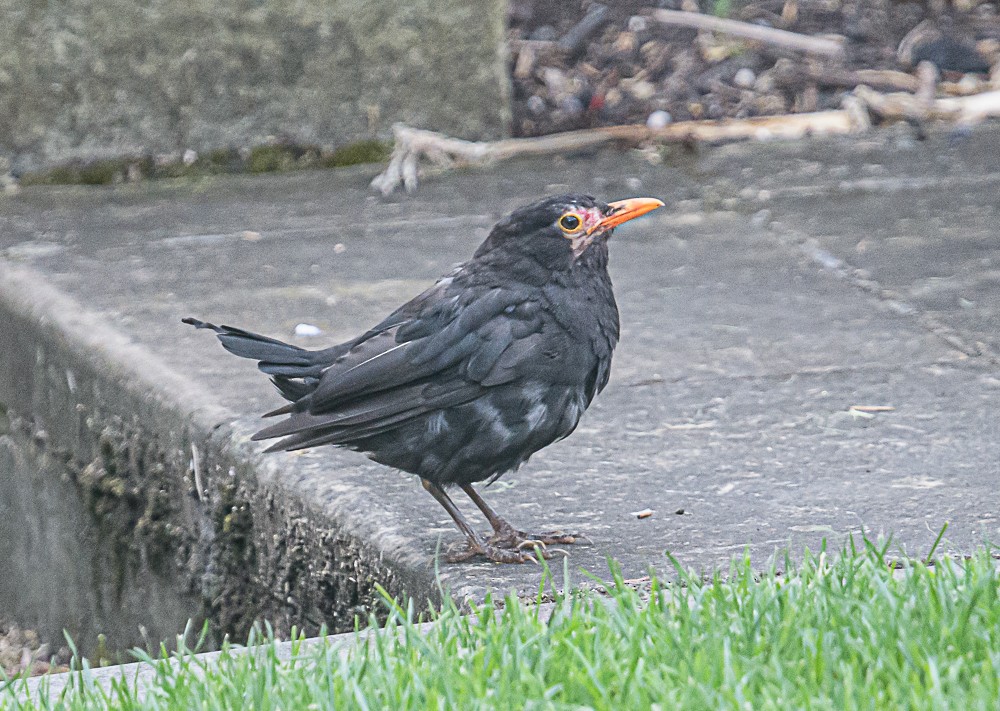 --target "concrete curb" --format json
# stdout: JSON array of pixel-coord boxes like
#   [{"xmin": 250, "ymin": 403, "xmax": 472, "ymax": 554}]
[{"xmin": 0, "ymin": 259, "xmax": 442, "ymax": 654}]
